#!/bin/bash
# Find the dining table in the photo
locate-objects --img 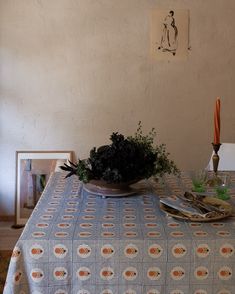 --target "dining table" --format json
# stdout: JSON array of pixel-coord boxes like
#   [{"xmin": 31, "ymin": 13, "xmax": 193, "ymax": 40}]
[{"xmin": 3, "ymin": 171, "xmax": 235, "ymax": 294}]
